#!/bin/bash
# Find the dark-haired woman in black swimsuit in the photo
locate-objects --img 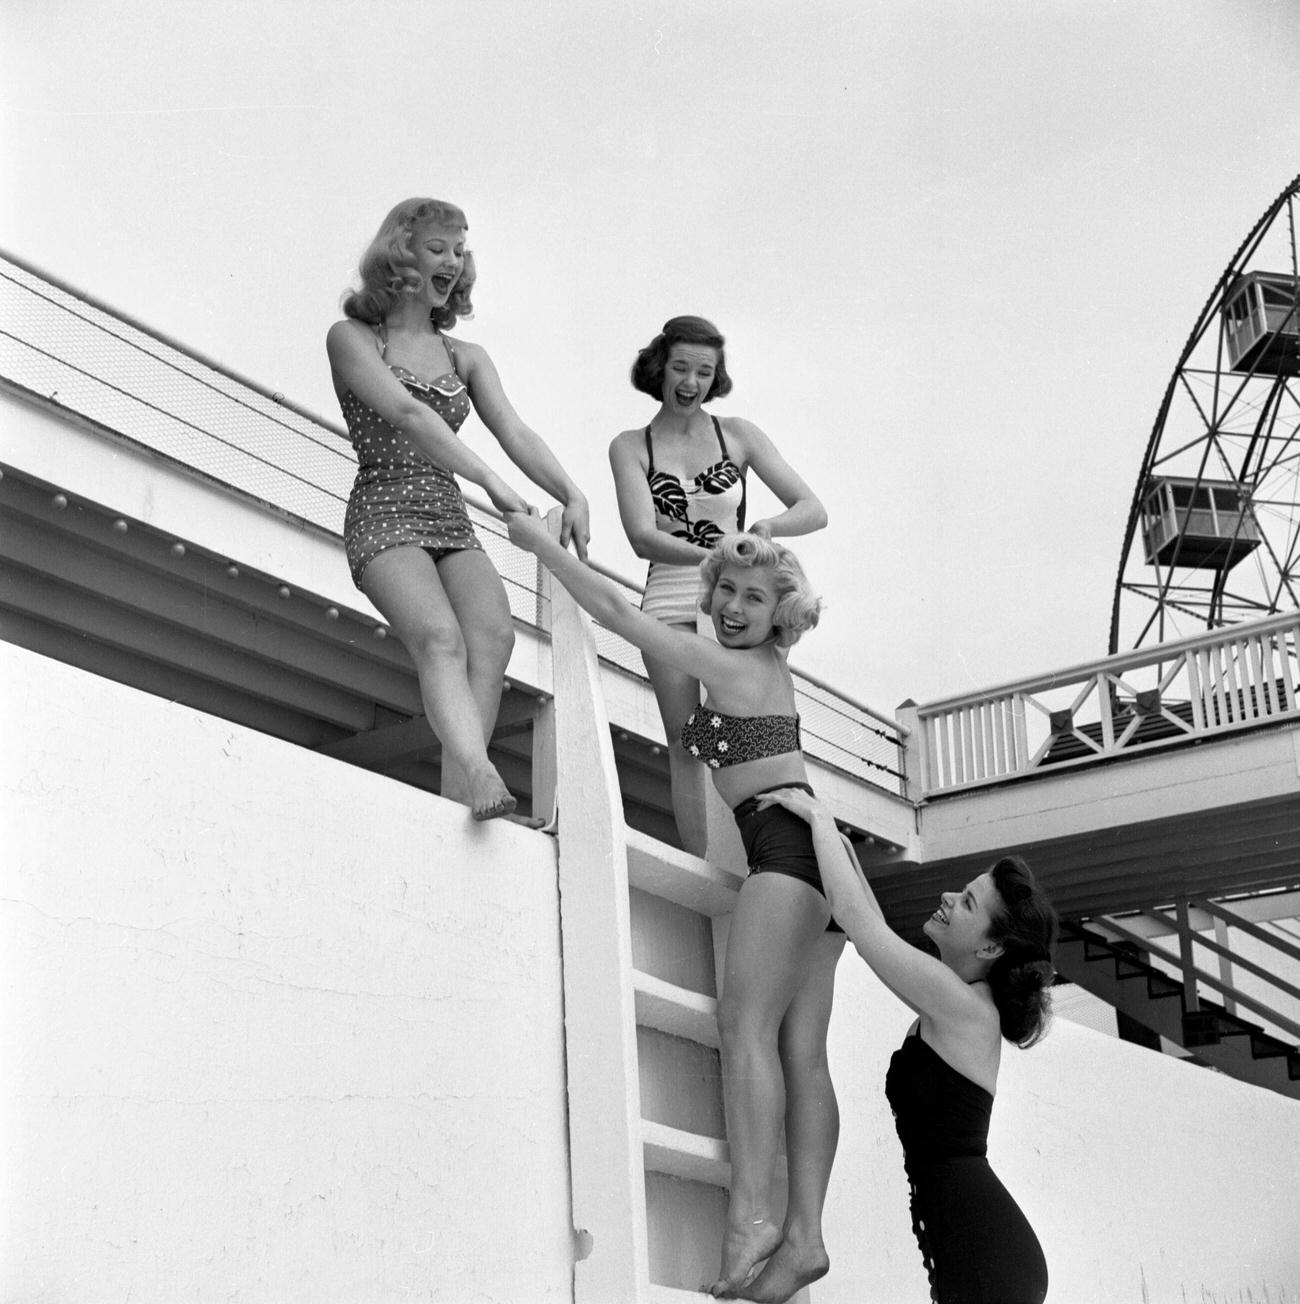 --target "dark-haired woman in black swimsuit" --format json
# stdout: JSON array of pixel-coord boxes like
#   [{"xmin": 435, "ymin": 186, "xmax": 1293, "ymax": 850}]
[
  {"xmin": 504, "ymin": 519, "xmax": 843, "ymax": 1302},
  {"xmin": 755, "ymin": 787, "xmax": 1058, "ymax": 1303},
  {"xmin": 609, "ymin": 315, "xmax": 826, "ymax": 857}
]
